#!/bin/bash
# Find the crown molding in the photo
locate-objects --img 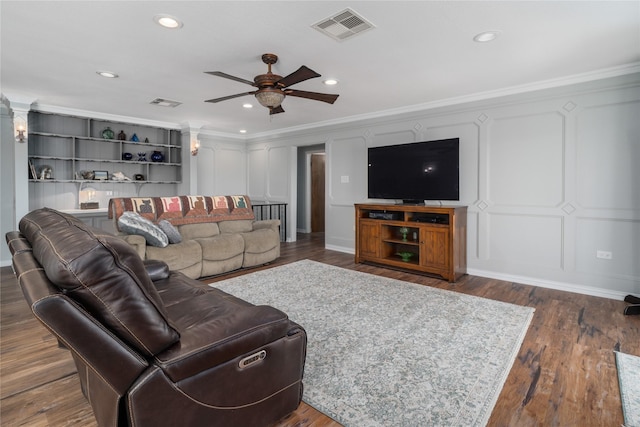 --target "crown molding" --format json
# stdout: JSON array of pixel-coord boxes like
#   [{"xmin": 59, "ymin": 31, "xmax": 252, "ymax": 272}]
[
  {"xmin": 247, "ymin": 63, "xmax": 640, "ymax": 141},
  {"xmin": 31, "ymin": 103, "xmax": 182, "ymax": 130}
]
